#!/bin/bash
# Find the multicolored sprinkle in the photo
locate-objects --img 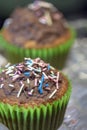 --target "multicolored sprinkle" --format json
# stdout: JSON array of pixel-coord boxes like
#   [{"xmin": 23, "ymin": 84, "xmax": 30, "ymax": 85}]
[{"xmin": 0, "ymin": 58, "xmax": 61, "ymax": 99}]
